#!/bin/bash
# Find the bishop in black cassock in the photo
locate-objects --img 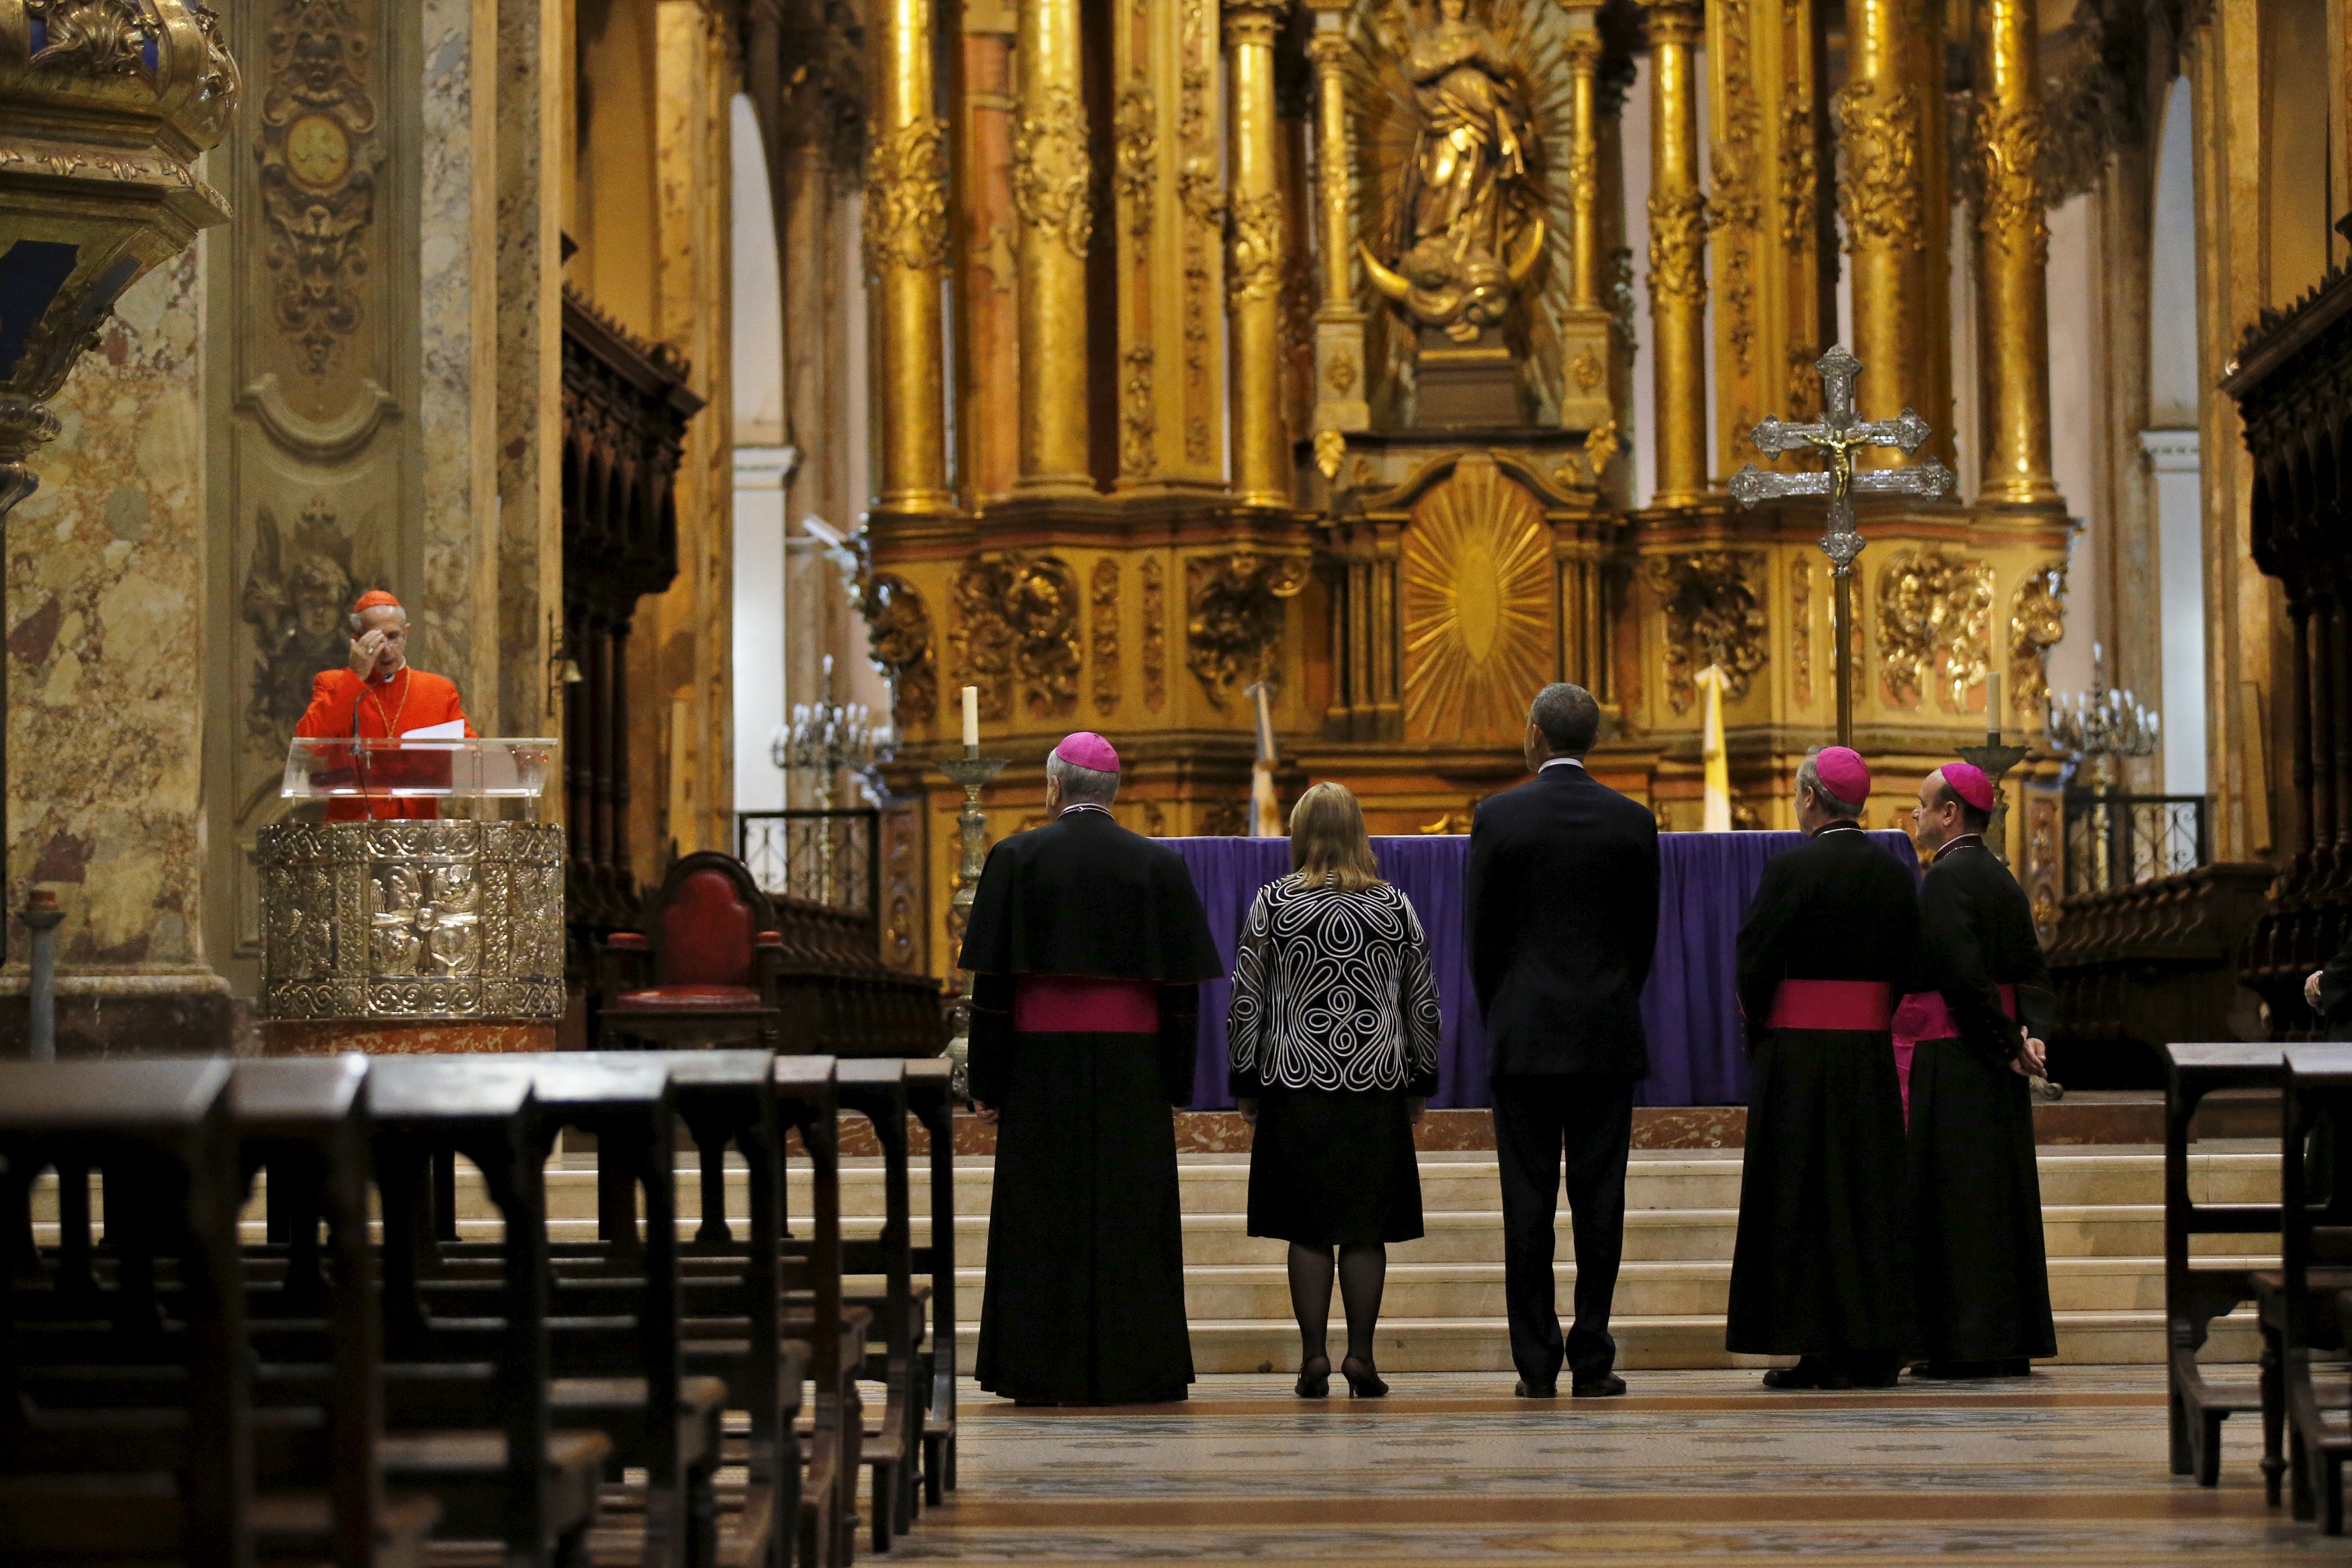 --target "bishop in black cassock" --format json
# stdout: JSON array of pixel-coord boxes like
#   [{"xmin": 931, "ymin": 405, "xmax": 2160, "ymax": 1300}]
[
  {"xmin": 1727, "ymin": 746, "xmax": 1919, "ymax": 1389},
  {"xmin": 960, "ymin": 731, "xmax": 1223, "ymax": 1405},
  {"xmin": 1896, "ymin": 763, "xmax": 2057, "ymax": 1378}
]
